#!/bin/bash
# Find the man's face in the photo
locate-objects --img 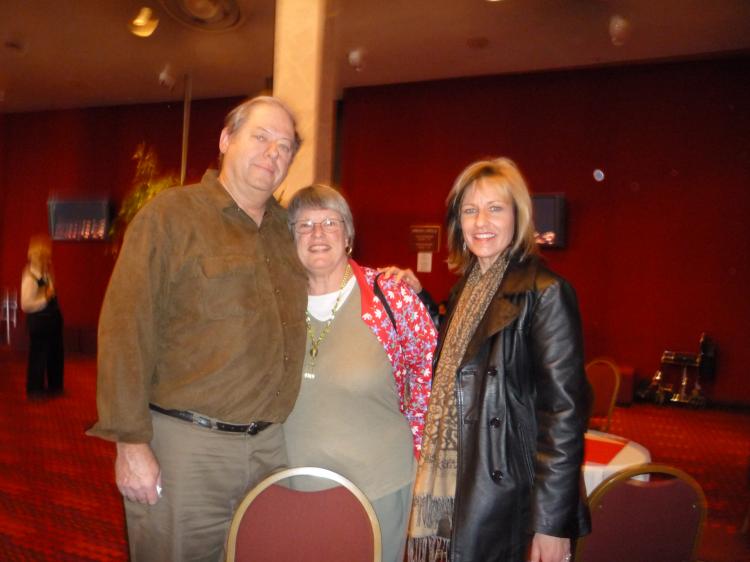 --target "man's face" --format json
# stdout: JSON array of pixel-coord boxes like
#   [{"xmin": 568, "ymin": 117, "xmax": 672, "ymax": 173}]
[{"xmin": 218, "ymin": 103, "xmax": 296, "ymax": 200}]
